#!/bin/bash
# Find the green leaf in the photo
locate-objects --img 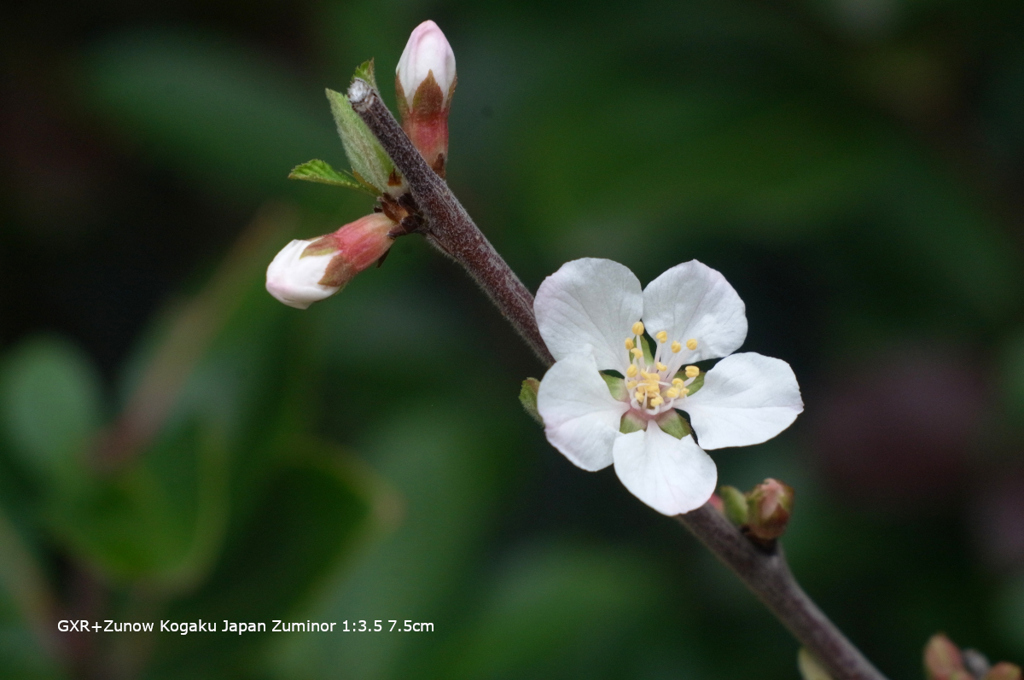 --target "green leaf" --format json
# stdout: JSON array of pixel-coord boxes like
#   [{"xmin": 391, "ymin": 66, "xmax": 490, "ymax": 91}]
[
  {"xmin": 0, "ymin": 507, "xmax": 64, "ymax": 680},
  {"xmin": 81, "ymin": 30, "xmax": 344, "ymax": 206},
  {"xmin": 519, "ymin": 378, "xmax": 542, "ymax": 424},
  {"xmin": 45, "ymin": 421, "xmax": 230, "ymax": 586},
  {"xmin": 152, "ymin": 439, "xmax": 396, "ymax": 672},
  {"xmin": 353, "ymin": 59, "xmax": 378, "ymax": 91},
  {"xmin": 288, "ymin": 159, "xmax": 375, "ymax": 193},
  {"xmin": 0, "ymin": 337, "xmax": 103, "ymax": 489},
  {"xmin": 326, "ymin": 88, "xmax": 397, "ymax": 195}
]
